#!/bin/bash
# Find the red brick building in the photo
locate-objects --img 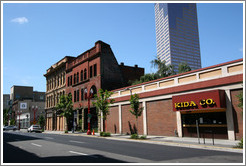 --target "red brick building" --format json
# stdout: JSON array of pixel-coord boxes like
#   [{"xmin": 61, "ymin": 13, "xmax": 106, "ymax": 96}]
[
  {"xmin": 107, "ymin": 58, "xmax": 243, "ymax": 140},
  {"xmin": 65, "ymin": 41, "xmax": 144, "ymax": 131}
]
